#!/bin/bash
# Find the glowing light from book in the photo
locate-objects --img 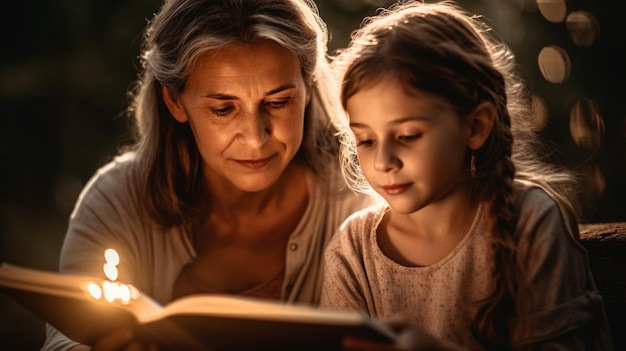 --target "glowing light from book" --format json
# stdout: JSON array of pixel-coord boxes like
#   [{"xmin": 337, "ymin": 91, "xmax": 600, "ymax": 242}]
[
  {"xmin": 86, "ymin": 248, "xmax": 136, "ymax": 304},
  {"xmin": 104, "ymin": 248, "xmax": 120, "ymax": 266},
  {"xmin": 103, "ymin": 281, "xmax": 117, "ymax": 302},
  {"xmin": 103, "ymin": 248, "xmax": 119, "ymax": 281},
  {"xmin": 87, "ymin": 283, "xmax": 102, "ymax": 300},
  {"xmin": 118, "ymin": 284, "xmax": 131, "ymax": 301},
  {"xmin": 104, "ymin": 263, "xmax": 118, "ymax": 281}
]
